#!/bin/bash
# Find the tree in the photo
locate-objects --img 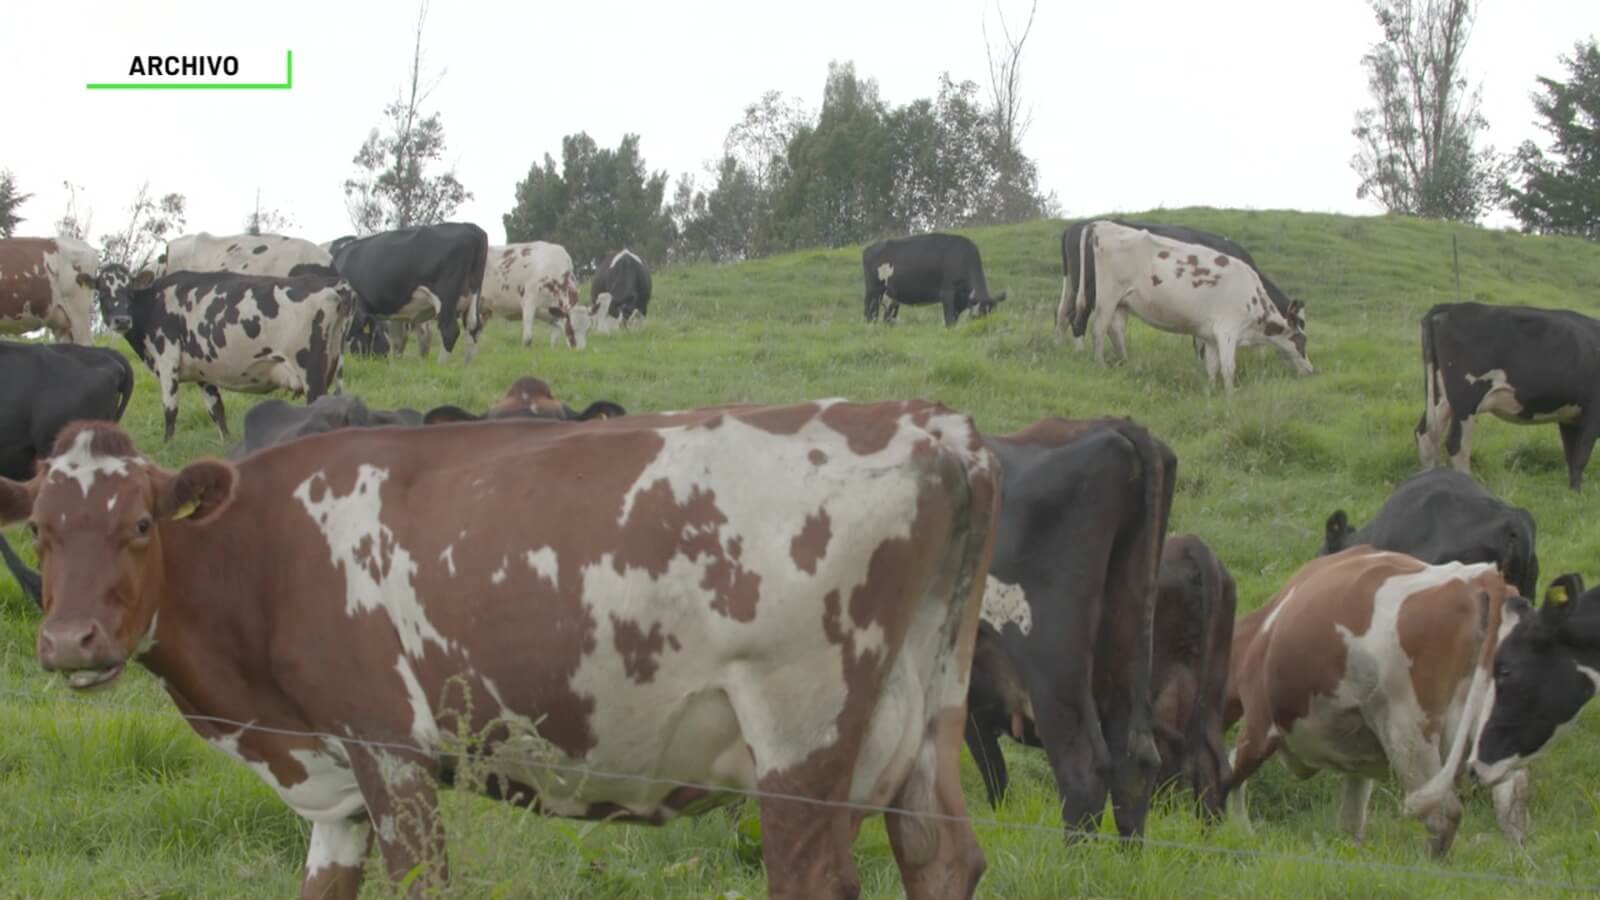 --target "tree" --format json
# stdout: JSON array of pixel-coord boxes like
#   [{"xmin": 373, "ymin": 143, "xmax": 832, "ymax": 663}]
[
  {"xmin": 0, "ymin": 171, "xmax": 30, "ymax": 238},
  {"xmin": 503, "ymin": 133, "xmax": 675, "ymax": 271},
  {"xmin": 1350, "ymin": 0, "xmax": 1508, "ymax": 222},
  {"xmin": 980, "ymin": 0, "xmax": 1051, "ymax": 223},
  {"xmin": 343, "ymin": 1, "xmax": 469, "ymax": 234},
  {"xmin": 243, "ymin": 189, "xmax": 297, "ymax": 236},
  {"xmin": 668, "ymin": 155, "xmax": 762, "ymax": 263},
  {"xmin": 100, "ymin": 182, "xmax": 186, "ymax": 270},
  {"xmin": 53, "ymin": 182, "xmax": 92, "ymax": 242},
  {"xmin": 1505, "ymin": 39, "xmax": 1600, "ymax": 239}
]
